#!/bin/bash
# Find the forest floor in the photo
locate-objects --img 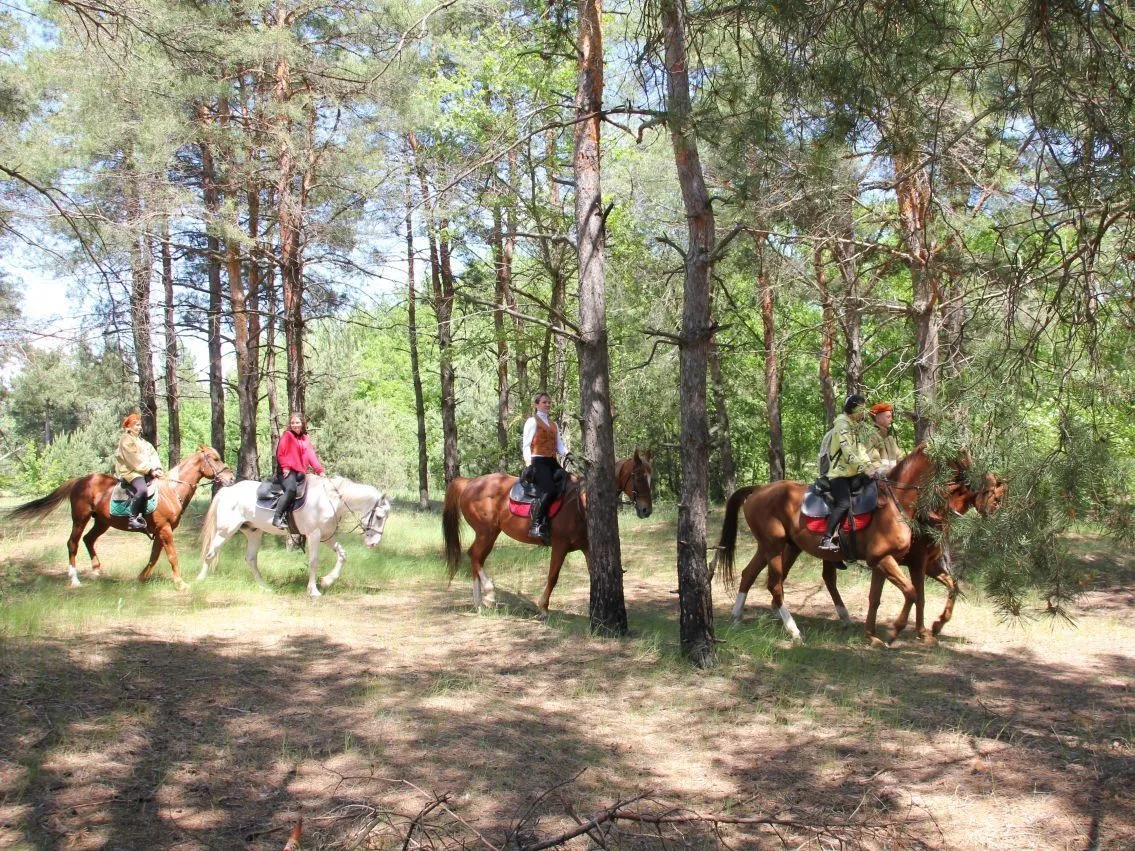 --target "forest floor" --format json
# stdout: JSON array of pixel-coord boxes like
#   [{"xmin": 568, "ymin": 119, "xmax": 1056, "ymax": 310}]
[{"xmin": 0, "ymin": 498, "xmax": 1131, "ymax": 850}]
